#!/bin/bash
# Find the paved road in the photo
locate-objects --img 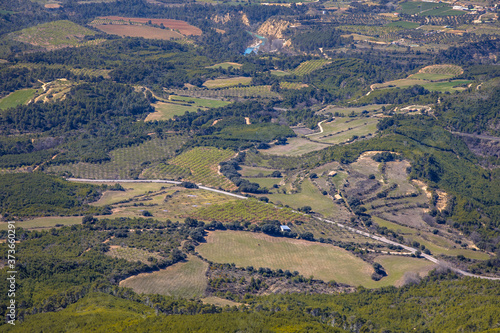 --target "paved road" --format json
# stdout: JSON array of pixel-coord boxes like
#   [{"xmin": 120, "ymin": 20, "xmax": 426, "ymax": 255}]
[
  {"xmin": 68, "ymin": 178, "xmax": 499, "ymax": 280},
  {"xmin": 67, "ymin": 178, "xmax": 248, "ymax": 199},
  {"xmin": 316, "ymin": 217, "xmax": 500, "ymax": 281}
]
